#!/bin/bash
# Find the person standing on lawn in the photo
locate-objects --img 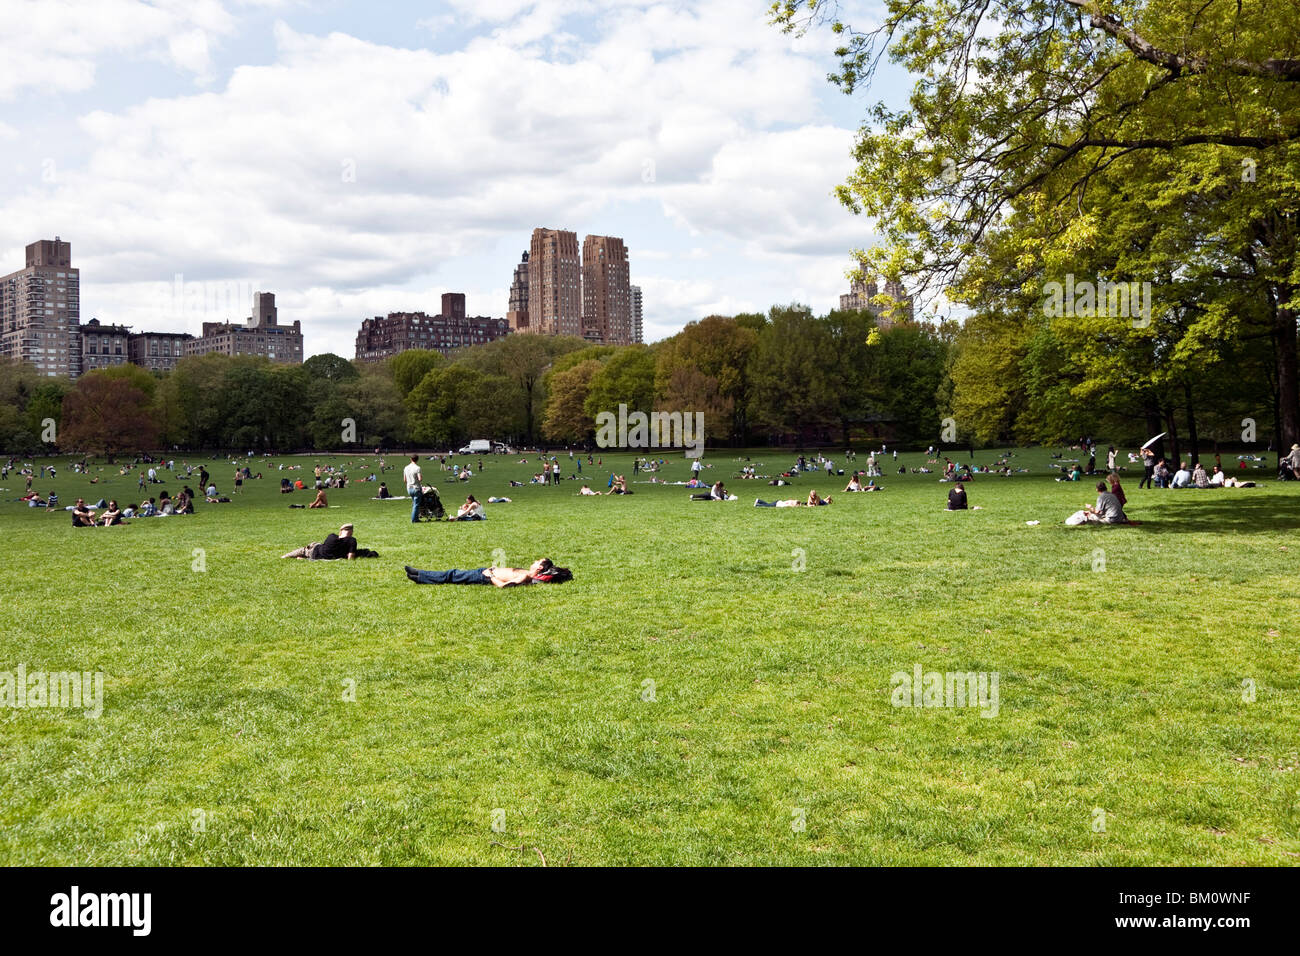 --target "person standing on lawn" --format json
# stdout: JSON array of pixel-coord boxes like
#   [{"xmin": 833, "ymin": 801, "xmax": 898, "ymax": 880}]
[{"xmin": 404, "ymin": 454, "xmax": 423, "ymax": 523}]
